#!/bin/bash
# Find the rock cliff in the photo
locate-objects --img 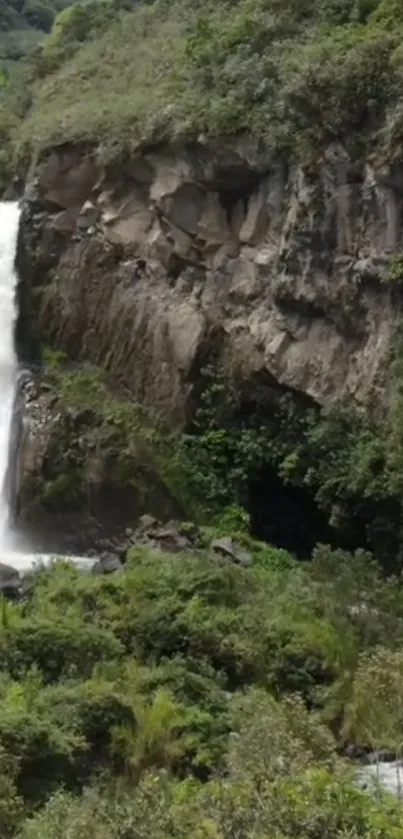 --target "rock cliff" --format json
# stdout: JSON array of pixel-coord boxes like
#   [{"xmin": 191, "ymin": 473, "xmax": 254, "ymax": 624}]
[
  {"xmin": 14, "ymin": 137, "xmax": 403, "ymax": 551},
  {"xmin": 17, "ymin": 138, "xmax": 402, "ymax": 424}
]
